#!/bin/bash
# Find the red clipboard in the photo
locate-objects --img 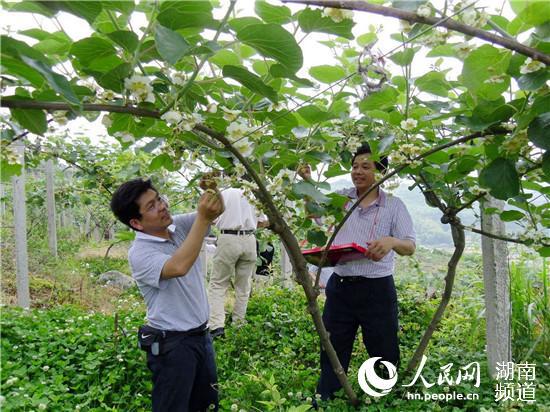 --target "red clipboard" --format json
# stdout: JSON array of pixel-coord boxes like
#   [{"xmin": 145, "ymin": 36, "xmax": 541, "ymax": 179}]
[{"xmin": 301, "ymin": 243, "xmax": 368, "ymax": 267}]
